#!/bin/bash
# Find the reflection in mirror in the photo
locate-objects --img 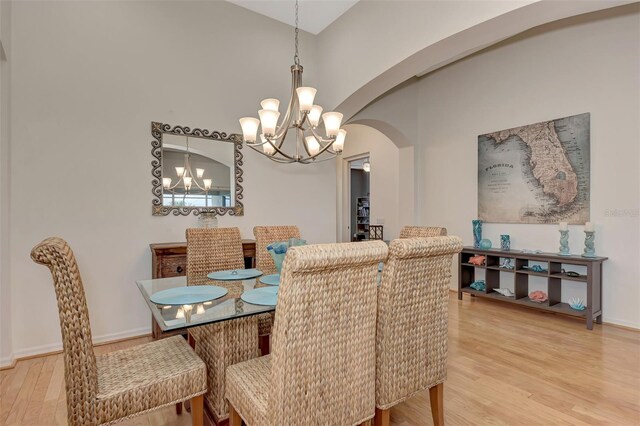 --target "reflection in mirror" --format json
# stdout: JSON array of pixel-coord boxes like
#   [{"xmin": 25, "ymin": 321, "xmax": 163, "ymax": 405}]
[
  {"xmin": 161, "ymin": 134, "xmax": 234, "ymax": 208},
  {"xmin": 151, "ymin": 122, "xmax": 243, "ymax": 216}
]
